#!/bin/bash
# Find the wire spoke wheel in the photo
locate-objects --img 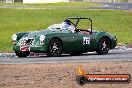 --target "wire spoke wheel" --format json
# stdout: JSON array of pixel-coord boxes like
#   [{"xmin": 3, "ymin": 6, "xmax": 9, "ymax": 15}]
[
  {"xmin": 101, "ymin": 40, "xmax": 109, "ymax": 52},
  {"xmin": 46, "ymin": 39, "xmax": 62, "ymax": 57},
  {"xmin": 96, "ymin": 37, "xmax": 110, "ymax": 55}
]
